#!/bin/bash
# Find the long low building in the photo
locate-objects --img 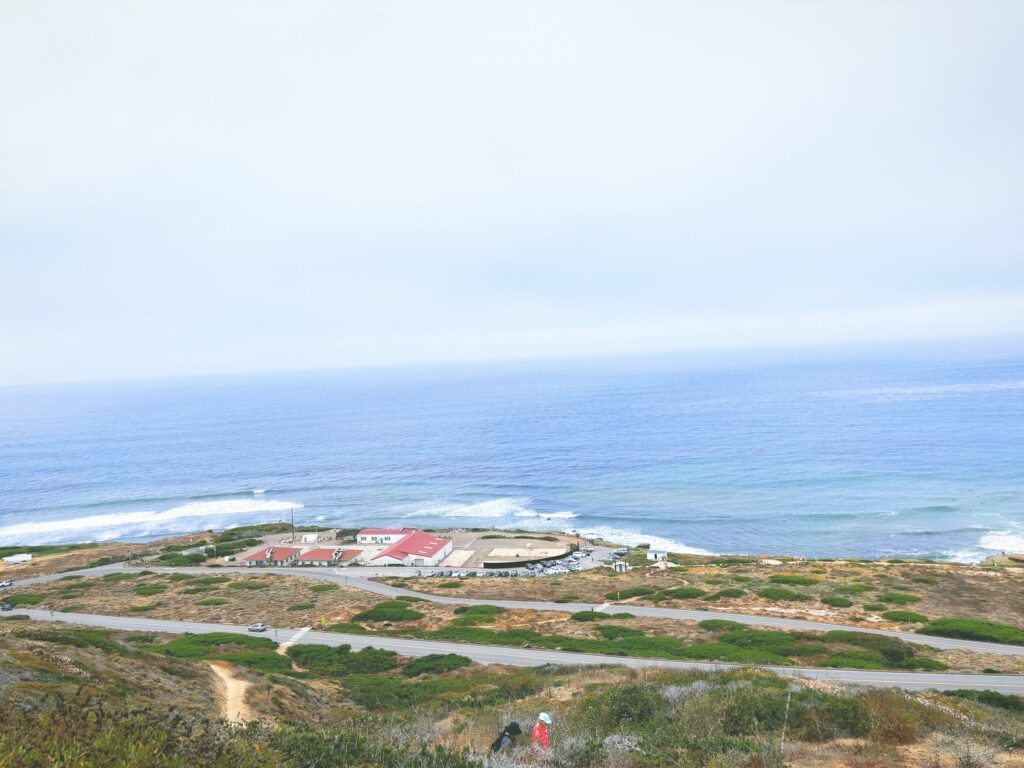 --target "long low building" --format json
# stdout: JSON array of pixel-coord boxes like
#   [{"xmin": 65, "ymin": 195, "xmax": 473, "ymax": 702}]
[
  {"xmin": 370, "ymin": 531, "xmax": 452, "ymax": 567},
  {"xmin": 239, "ymin": 546, "xmax": 301, "ymax": 566}
]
